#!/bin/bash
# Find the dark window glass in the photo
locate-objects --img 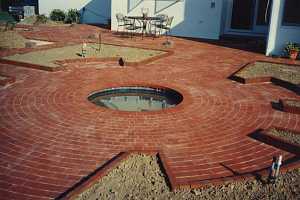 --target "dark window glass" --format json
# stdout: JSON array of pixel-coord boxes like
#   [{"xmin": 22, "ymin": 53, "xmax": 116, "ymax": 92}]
[
  {"xmin": 256, "ymin": 0, "xmax": 272, "ymax": 25},
  {"xmin": 283, "ymin": 0, "xmax": 300, "ymax": 26},
  {"xmin": 231, "ymin": 0, "xmax": 255, "ymax": 29}
]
